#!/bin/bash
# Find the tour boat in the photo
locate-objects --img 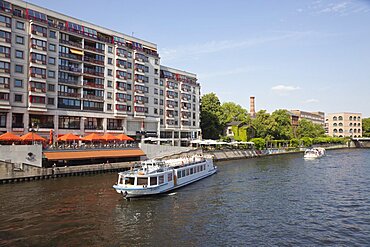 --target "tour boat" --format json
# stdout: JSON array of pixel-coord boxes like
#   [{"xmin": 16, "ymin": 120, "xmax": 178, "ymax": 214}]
[
  {"xmin": 113, "ymin": 155, "xmax": 217, "ymax": 198},
  {"xmin": 304, "ymin": 147, "xmax": 326, "ymax": 159}
]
